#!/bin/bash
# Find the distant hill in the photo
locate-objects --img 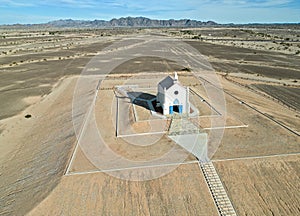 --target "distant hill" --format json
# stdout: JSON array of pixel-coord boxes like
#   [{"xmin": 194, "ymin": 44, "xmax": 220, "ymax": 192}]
[{"xmin": 1, "ymin": 17, "xmax": 218, "ymax": 28}]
